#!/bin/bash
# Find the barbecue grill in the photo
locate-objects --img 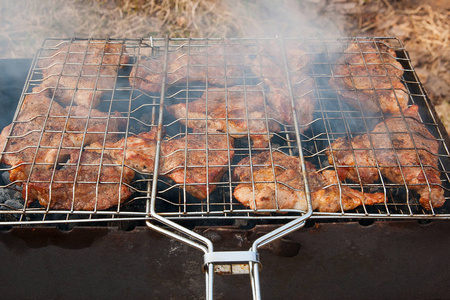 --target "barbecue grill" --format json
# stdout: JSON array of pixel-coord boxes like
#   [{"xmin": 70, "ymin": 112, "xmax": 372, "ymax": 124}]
[{"xmin": 0, "ymin": 37, "xmax": 449, "ymax": 299}]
